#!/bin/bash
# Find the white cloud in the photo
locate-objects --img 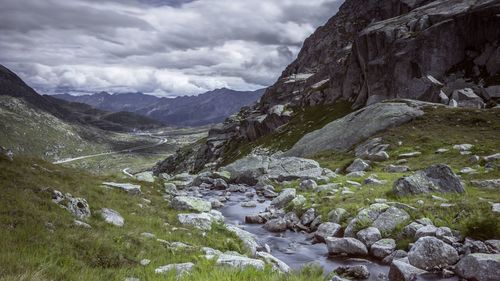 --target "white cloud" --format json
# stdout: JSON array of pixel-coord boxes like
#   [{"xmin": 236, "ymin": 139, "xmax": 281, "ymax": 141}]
[{"xmin": 0, "ymin": 0, "xmax": 343, "ymax": 96}]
